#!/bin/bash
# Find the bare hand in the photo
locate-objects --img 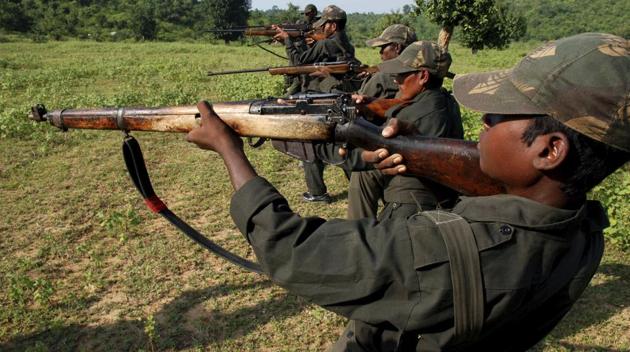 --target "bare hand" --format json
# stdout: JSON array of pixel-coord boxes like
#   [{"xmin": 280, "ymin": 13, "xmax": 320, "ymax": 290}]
[
  {"xmin": 272, "ymin": 25, "xmax": 289, "ymax": 41},
  {"xmin": 309, "ymin": 66, "xmax": 332, "ymax": 78},
  {"xmin": 361, "ymin": 118, "xmax": 407, "ymax": 175},
  {"xmin": 186, "ymin": 101, "xmax": 243, "ymax": 155},
  {"xmin": 356, "ymin": 71, "xmax": 371, "ymax": 79},
  {"xmin": 352, "ymin": 94, "xmax": 374, "ymax": 105}
]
